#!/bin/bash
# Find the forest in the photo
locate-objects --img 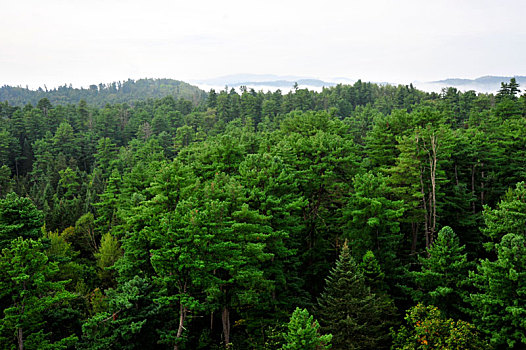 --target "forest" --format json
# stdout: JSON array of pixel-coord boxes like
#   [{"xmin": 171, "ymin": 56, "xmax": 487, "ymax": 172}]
[{"xmin": 0, "ymin": 78, "xmax": 525, "ymax": 349}]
